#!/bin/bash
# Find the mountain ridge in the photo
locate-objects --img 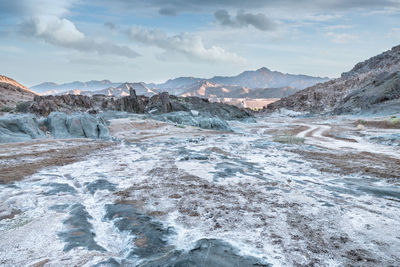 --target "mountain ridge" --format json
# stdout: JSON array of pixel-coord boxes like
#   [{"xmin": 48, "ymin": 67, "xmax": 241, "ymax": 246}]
[{"xmin": 266, "ymin": 44, "xmax": 400, "ymax": 115}]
